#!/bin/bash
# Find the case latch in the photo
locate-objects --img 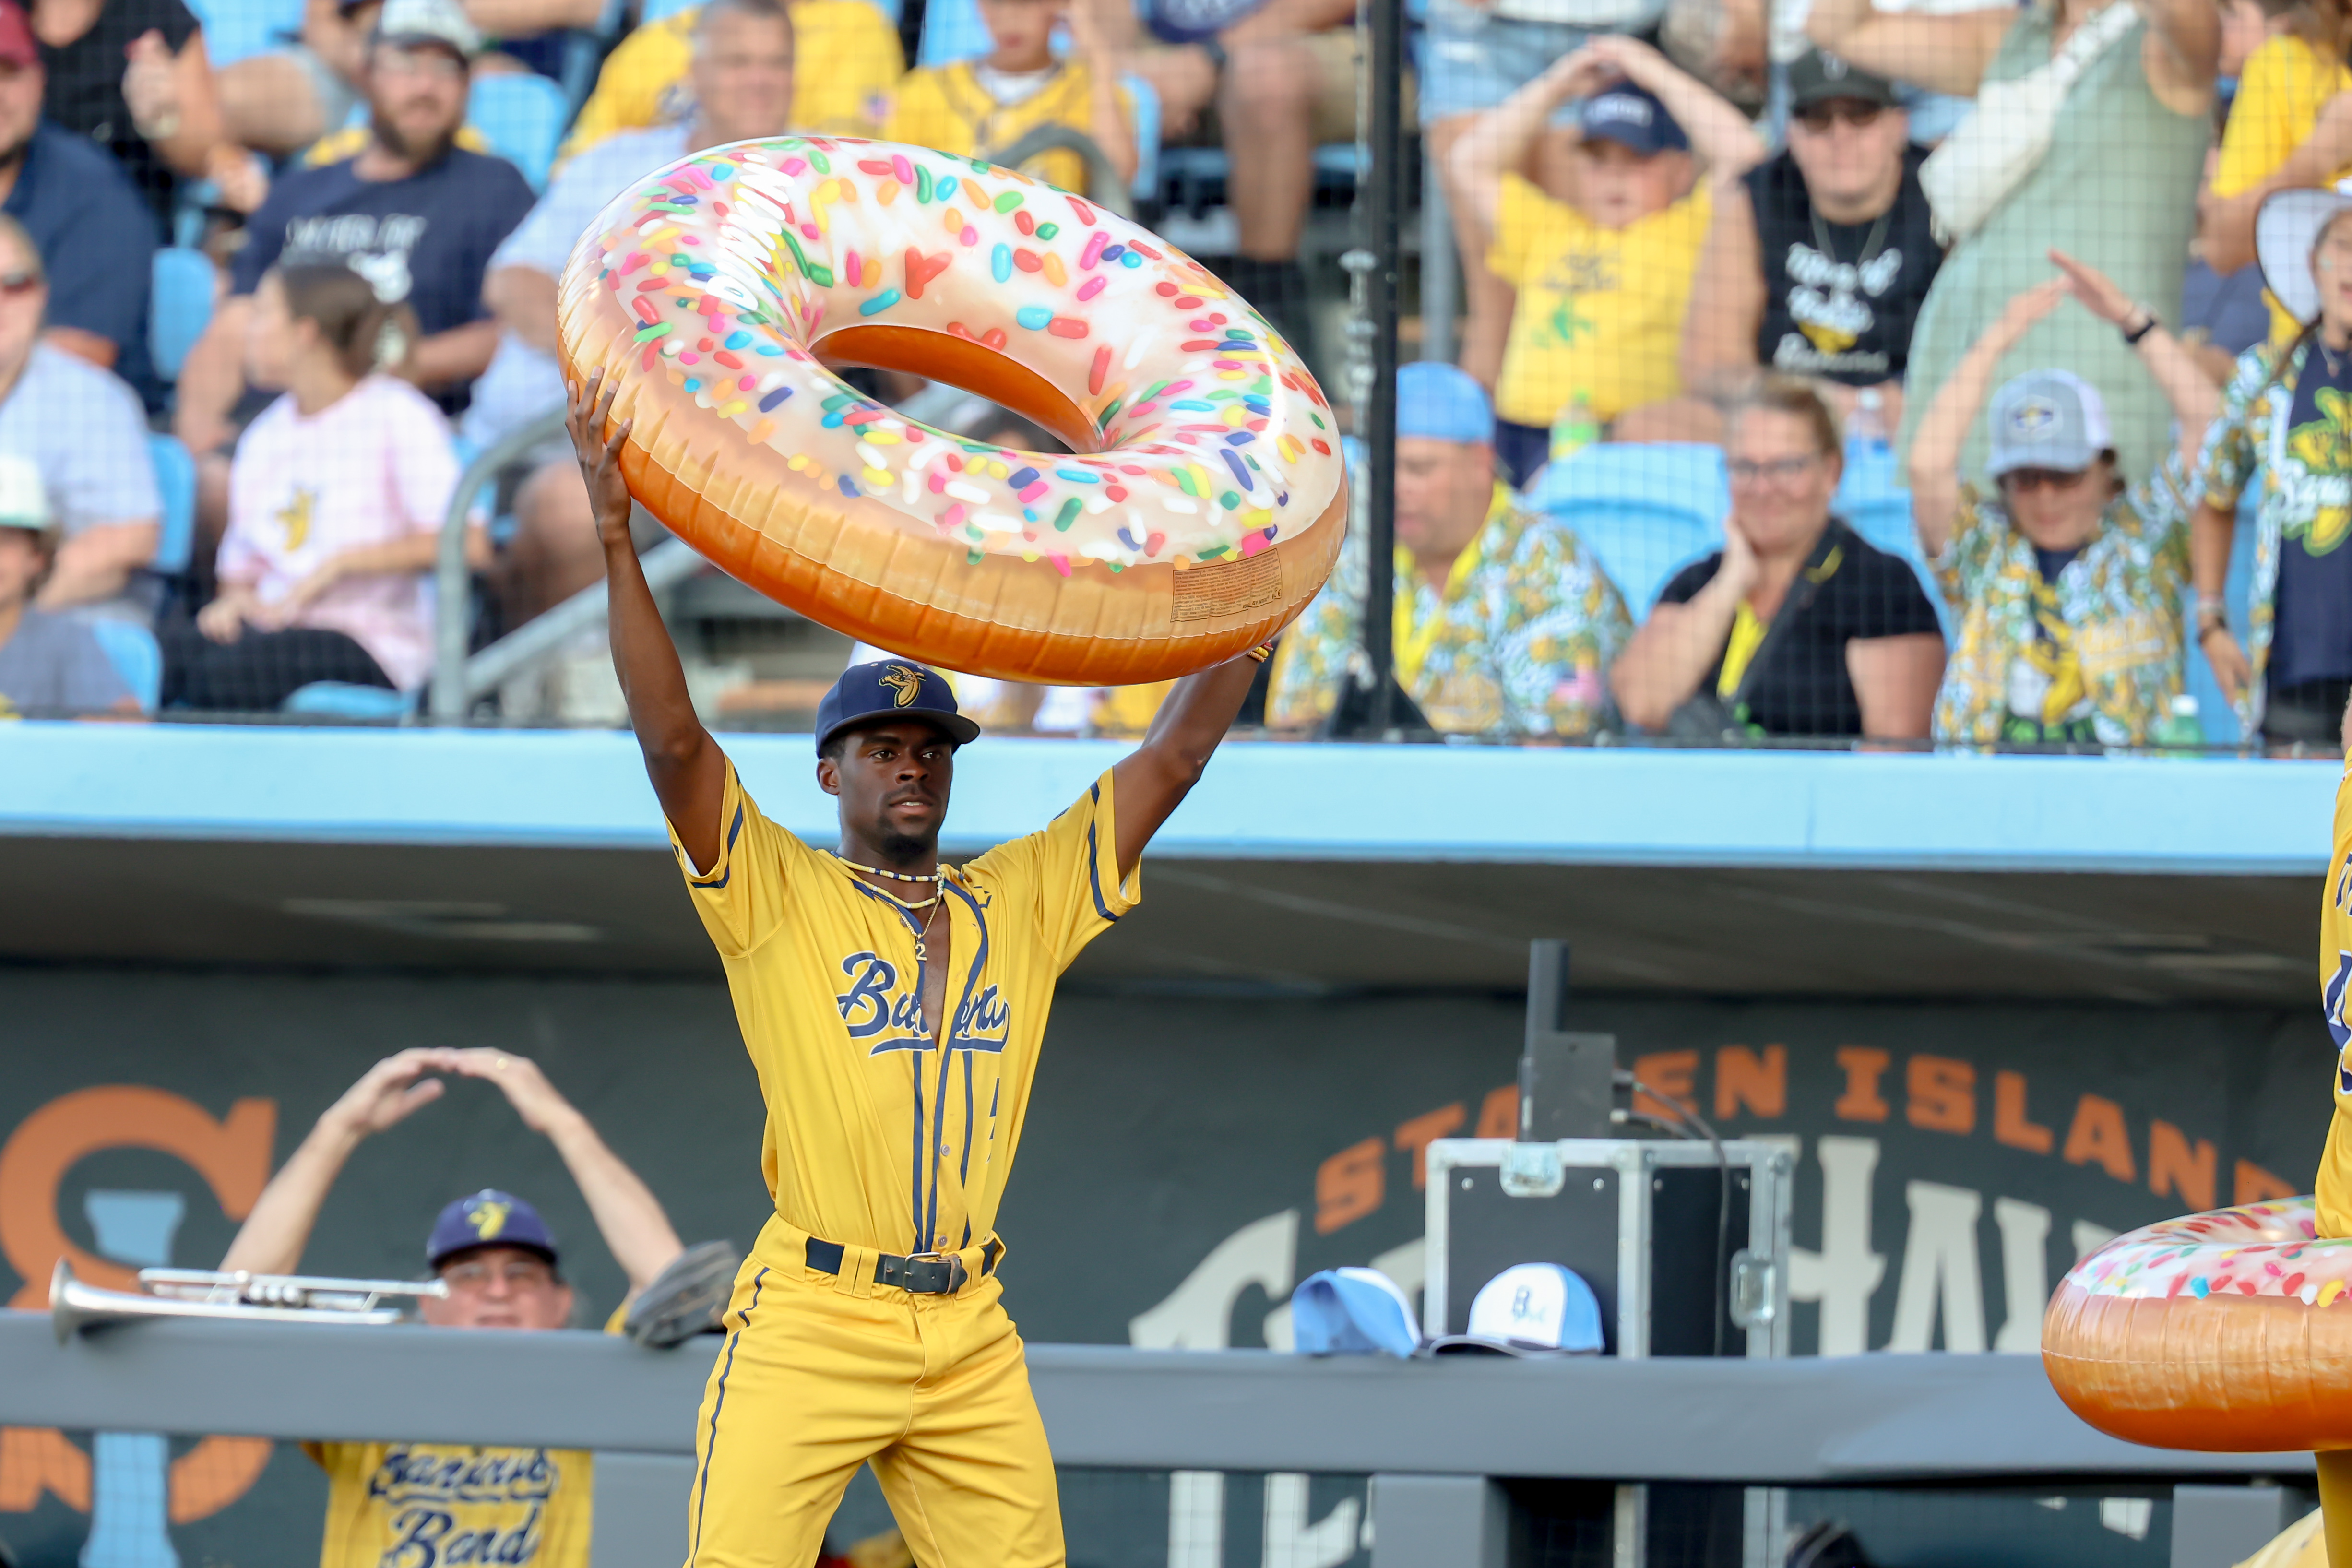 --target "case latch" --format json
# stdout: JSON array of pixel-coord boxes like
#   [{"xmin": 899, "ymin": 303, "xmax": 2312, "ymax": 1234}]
[
  {"xmin": 1498, "ymin": 1141, "xmax": 1565, "ymax": 1198},
  {"xmin": 1728, "ymin": 1249, "xmax": 1776, "ymax": 1330}
]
